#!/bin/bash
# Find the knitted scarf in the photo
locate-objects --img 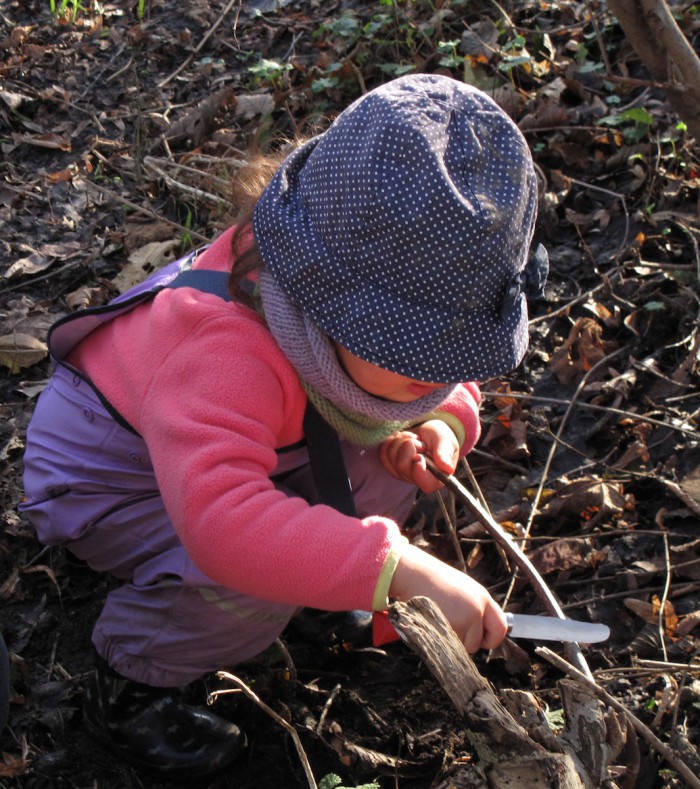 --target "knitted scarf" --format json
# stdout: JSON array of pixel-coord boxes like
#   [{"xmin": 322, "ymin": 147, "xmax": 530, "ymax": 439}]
[{"xmin": 258, "ymin": 271, "xmax": 458, "ymax": 445}]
